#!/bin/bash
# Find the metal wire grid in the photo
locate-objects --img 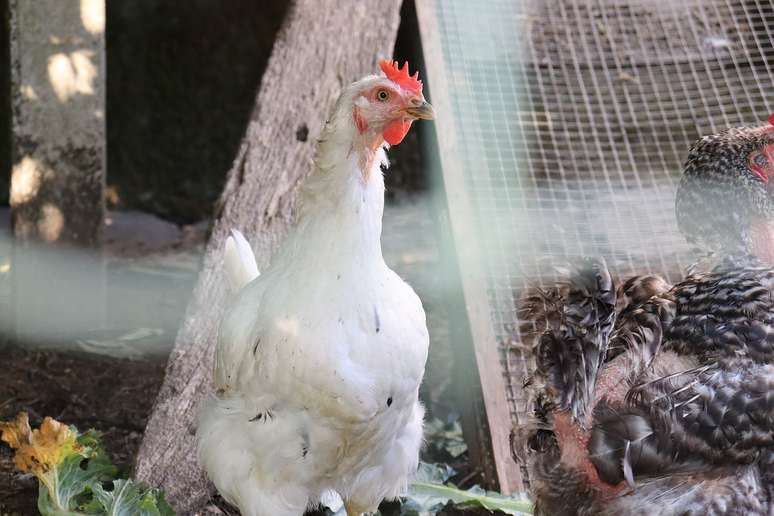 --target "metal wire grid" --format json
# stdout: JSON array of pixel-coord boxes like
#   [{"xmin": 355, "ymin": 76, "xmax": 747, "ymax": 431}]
[{"xmin": 431, "ymin": 0, "xmax": 774, "ymax": 428}]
